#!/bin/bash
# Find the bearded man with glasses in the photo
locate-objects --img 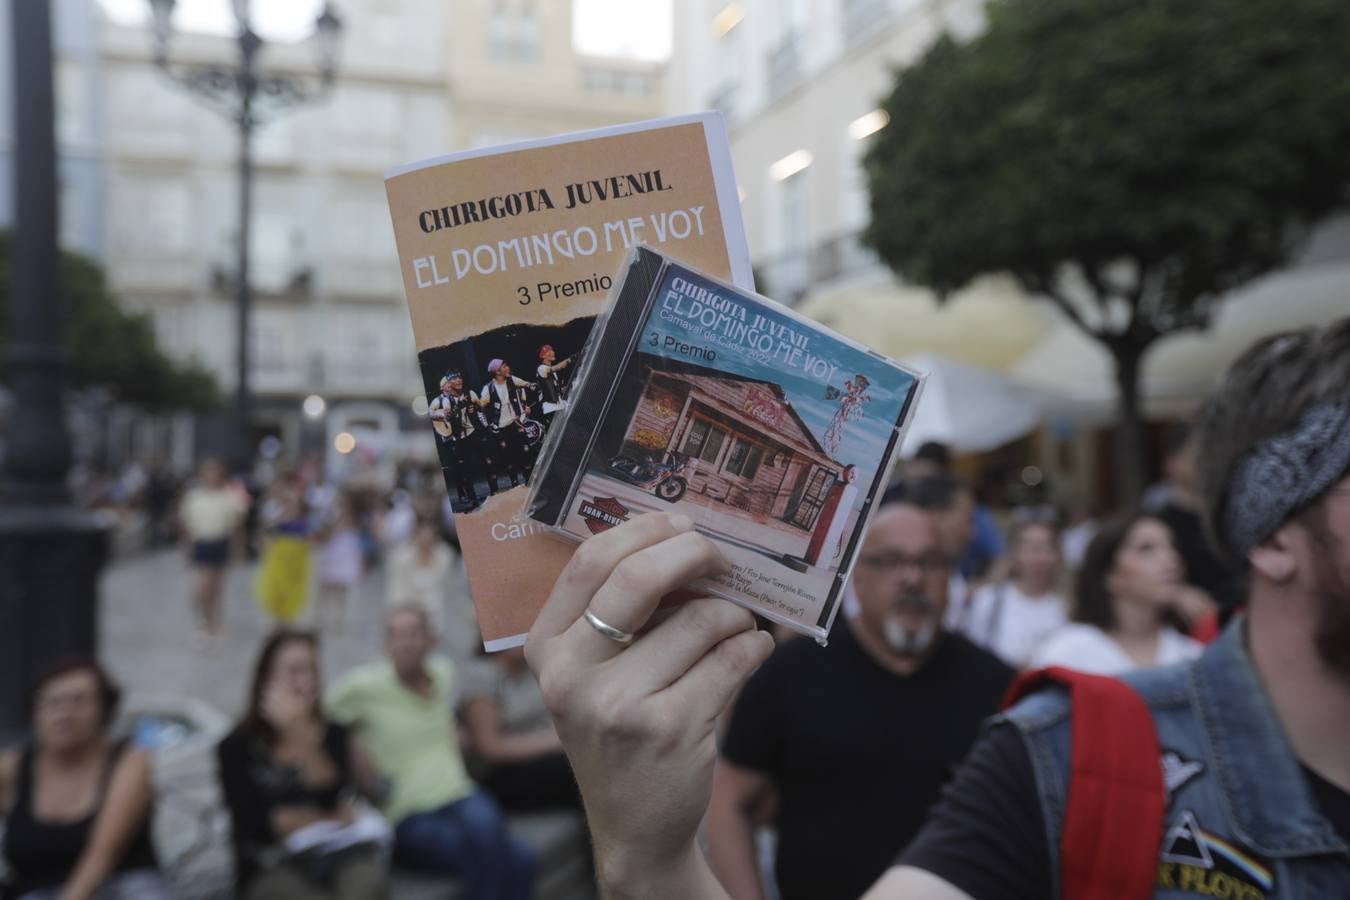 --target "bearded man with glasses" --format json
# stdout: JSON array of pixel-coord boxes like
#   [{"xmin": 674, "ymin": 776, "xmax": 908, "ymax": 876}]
[{"xmin": 703, "ymin": 485, "xmax": 1015, "ymax": 900}]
